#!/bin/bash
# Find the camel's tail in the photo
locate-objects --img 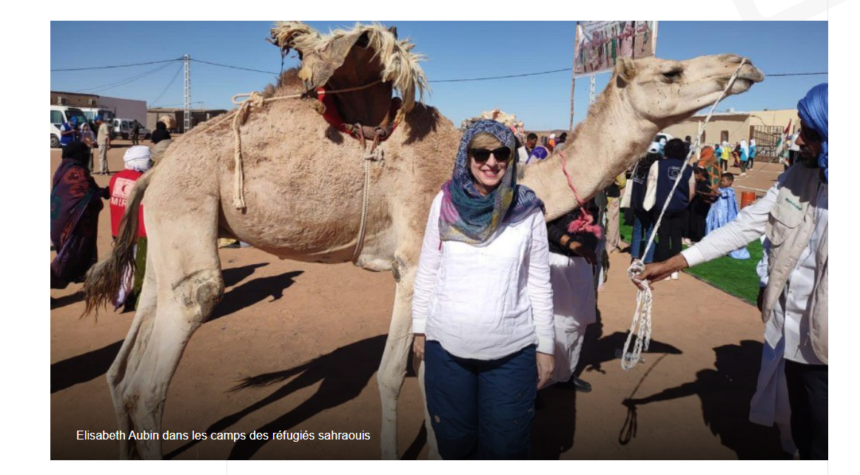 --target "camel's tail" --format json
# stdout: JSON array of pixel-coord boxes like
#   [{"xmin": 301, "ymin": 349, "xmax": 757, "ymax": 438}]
[{"xmin": 83, "ymin": 168, "xmax": 157, "ymax": 317}]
